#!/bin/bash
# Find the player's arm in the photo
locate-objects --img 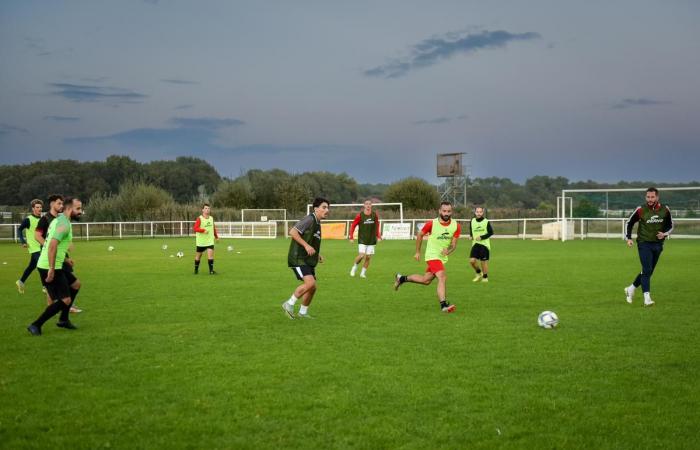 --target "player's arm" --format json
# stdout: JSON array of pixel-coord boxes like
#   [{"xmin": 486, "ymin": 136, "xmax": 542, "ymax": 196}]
[
  {"xmin": 658, "ymin": 206, "xmax": 673, "ymax": 240},
  {"xmin": 289, "ymin": 227, "xmax": 316, "ymax": 256},
  {"xmin": 45, "ymin": 238, "xmax": 59, "ymax": 282},
  {"xmin": 442, "ymin": 224, "xmax": 462, "ymax": 256},
  {"xmin": 18, "ymin": 217, "xmax": 29, "ymax": 246},
  {"xmin": 214, "ymin": 223, "xmax": 219, "ymax": 240},
  {"xmin": 348, "ymin": 214, "xmax": 360, "ymax": 241},
  {"xmin": 625, "ymin": 207, "xmax": 641, "ymax": 246},
  {"xmin": 414, "ymin": 231, "xmax": 425, "ymax": 261},
  {"xmin": 34, "ymin": 219, "xmax": 46, "ymax": 246},
  {"xmin": 193, "ymin": 217, "xmax": 205, "ymax": 233},
  {"xmin": 481, "ymin": 222, "xmax": 494, "ymax": 240}
]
